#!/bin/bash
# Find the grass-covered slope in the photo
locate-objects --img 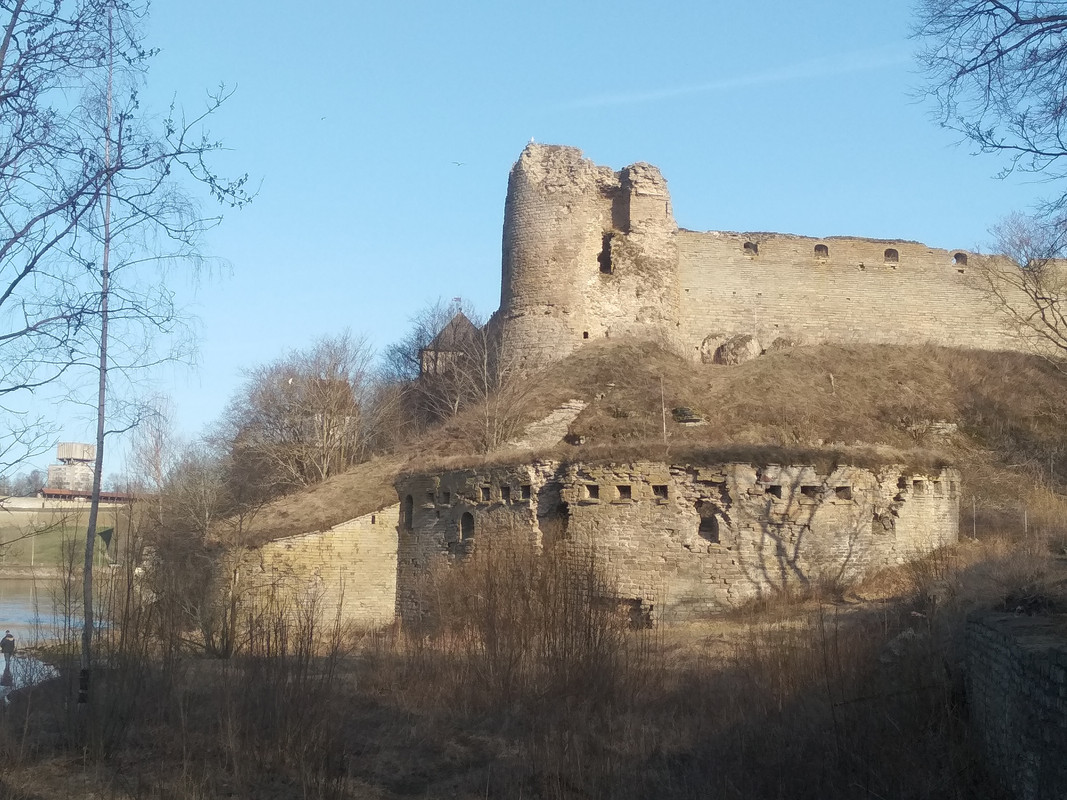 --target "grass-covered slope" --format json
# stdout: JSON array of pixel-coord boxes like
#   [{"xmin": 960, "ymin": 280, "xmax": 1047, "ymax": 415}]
[{"xmin": 257, "ymin": 339, "xmax": 1067, "ymax": 541}]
